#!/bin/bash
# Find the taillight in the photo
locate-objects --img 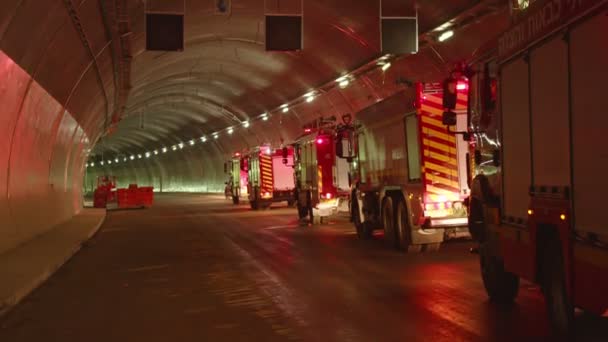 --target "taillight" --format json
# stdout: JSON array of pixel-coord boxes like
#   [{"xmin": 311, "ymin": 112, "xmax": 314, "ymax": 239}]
[{"xmin": 325, "ymin": 193, "xmax": 333, "ymax": 199}]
